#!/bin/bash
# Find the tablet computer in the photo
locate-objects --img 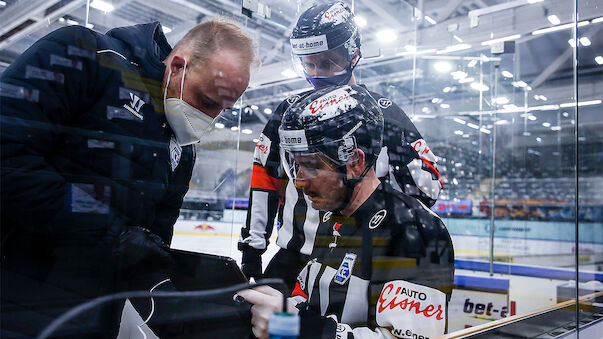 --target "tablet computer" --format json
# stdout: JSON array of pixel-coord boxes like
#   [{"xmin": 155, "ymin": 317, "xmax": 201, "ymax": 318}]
[{"xmin": 167, "ymin": 248, "xmax": 247, "ymax": 291}]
